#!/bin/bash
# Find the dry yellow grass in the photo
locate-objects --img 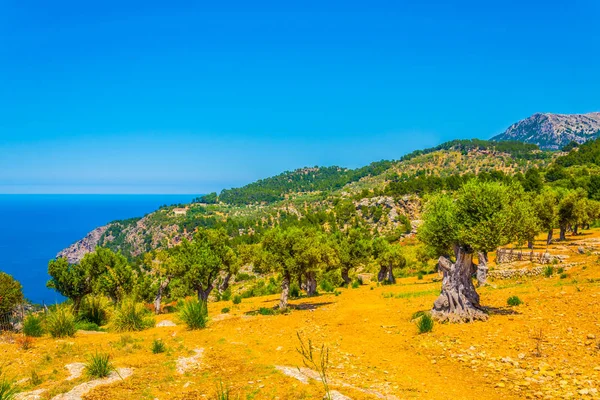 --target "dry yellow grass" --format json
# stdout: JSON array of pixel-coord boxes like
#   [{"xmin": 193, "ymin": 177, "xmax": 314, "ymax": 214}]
[{"xmin": 2, "ymin": 230, "xmax": 600, "ymax": 399}]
